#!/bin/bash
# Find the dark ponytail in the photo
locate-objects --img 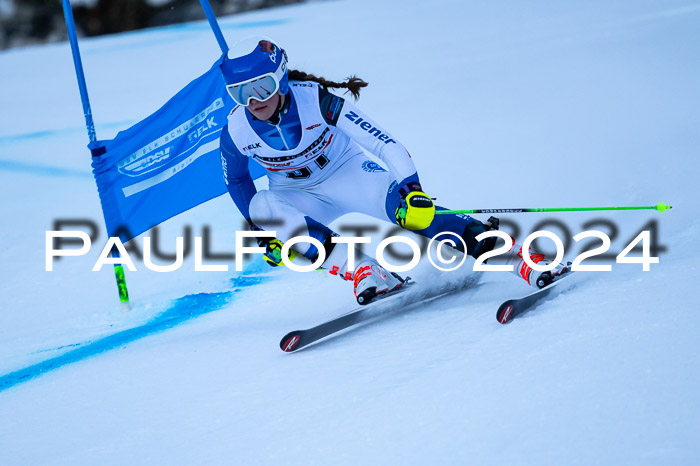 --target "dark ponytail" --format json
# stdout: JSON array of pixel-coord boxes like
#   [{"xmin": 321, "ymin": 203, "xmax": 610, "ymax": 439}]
[{"xmin": 287, "ymin": 69, "xmax": 368, "ymax": 100}]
